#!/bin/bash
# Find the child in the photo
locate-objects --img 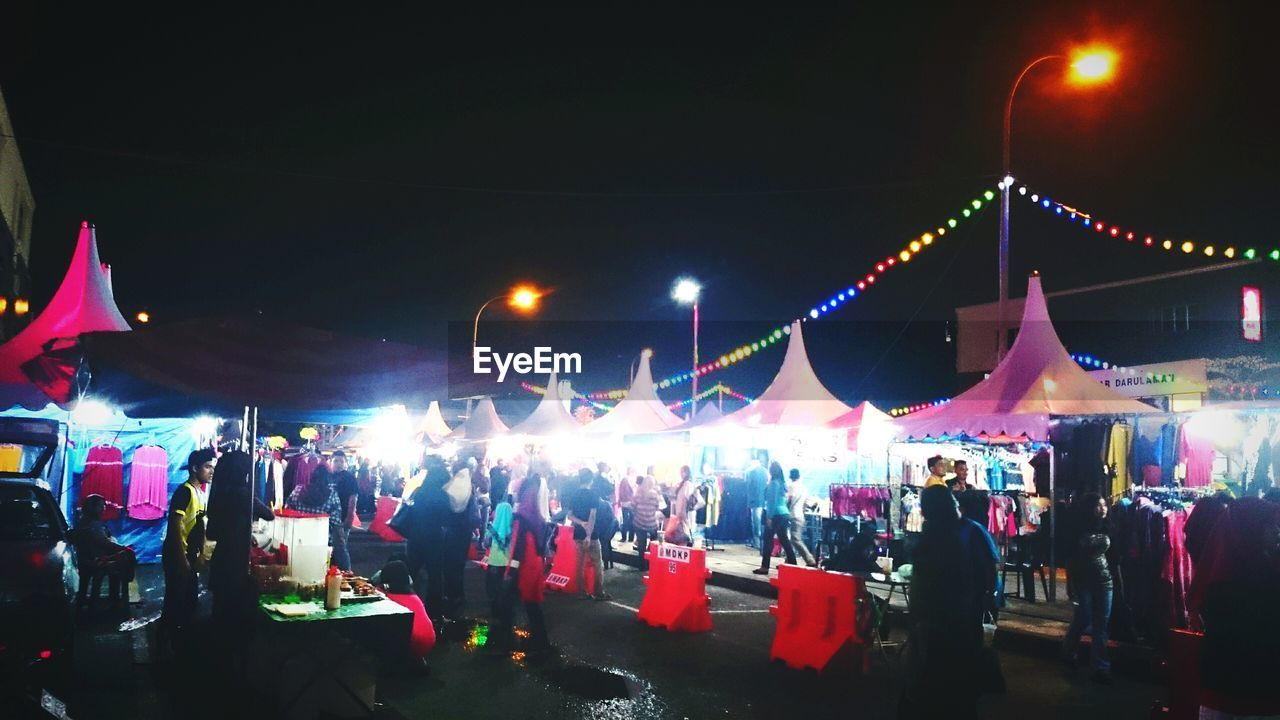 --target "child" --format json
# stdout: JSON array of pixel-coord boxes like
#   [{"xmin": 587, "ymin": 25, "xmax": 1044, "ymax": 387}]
[
  {"xmin": 377, "ymin": 560, "xmax": 436, "ymax": 667},
  {"xmin": 483, "ymin": 501, "xmax": 515, "ymax": 651}
]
